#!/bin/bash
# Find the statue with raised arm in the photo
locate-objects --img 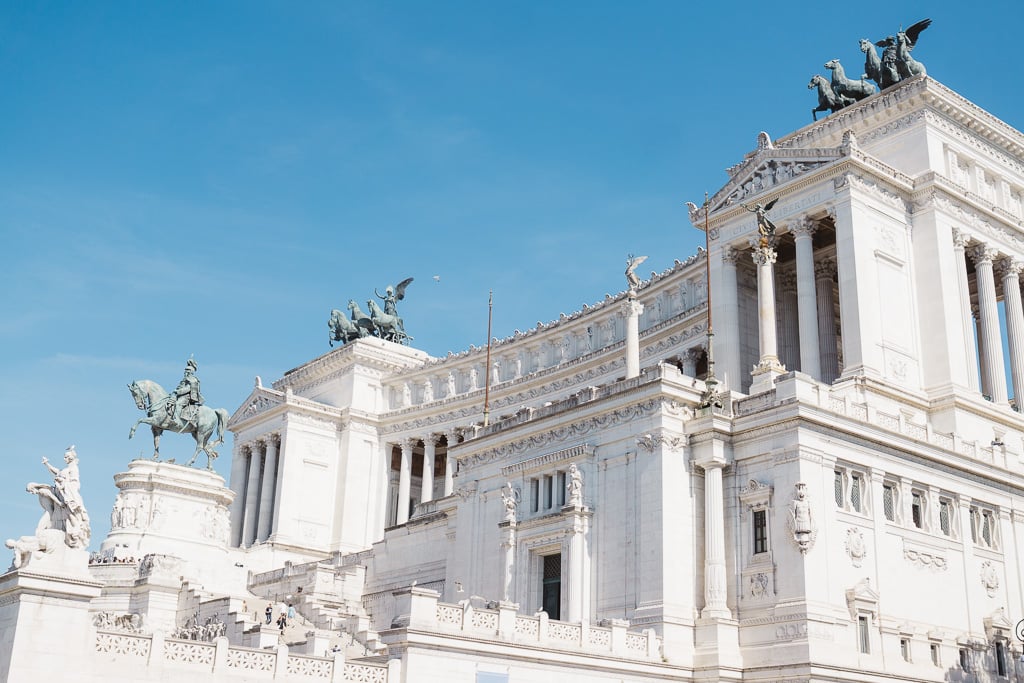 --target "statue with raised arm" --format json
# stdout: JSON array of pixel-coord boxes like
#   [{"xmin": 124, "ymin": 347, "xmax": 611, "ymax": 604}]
[
  {"xmin": 625, "ymin": 254, "xmax": 648, "ymax": 293},
  {"xmin": 8, "ymin": 446, "xmax": 92, "ymax": 566},
  {"xmin": 375, "ymin": 277, "xmax": 414, "ymax": 317},
  {"xmin": 741, "ymin": 198, "xmax": 779, "ymax": 244}
]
